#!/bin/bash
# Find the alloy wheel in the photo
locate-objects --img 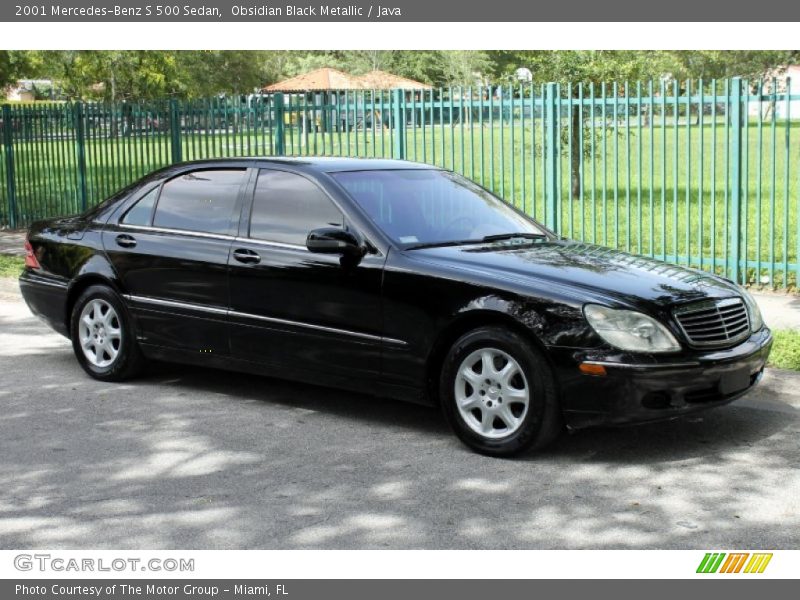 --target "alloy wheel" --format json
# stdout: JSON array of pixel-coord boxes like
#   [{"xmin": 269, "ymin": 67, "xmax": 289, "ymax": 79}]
[
  {"xmin": 454, "ymin": 347, "xmax": 530, "ymax": 439},
  {"xmin": 78, "ymin": 299, "xmax": 122, "ymax": 368}
]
